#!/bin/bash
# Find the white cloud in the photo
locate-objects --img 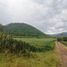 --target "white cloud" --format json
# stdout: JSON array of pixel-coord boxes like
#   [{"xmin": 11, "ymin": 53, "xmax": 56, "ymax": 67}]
[
  {"xmin": 45, "ymin": 17, "xmax": 64, "ymax": 34},
  {"xmin": 0, "ymin": 0, "xmax": 67, "ymax": 34}
]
